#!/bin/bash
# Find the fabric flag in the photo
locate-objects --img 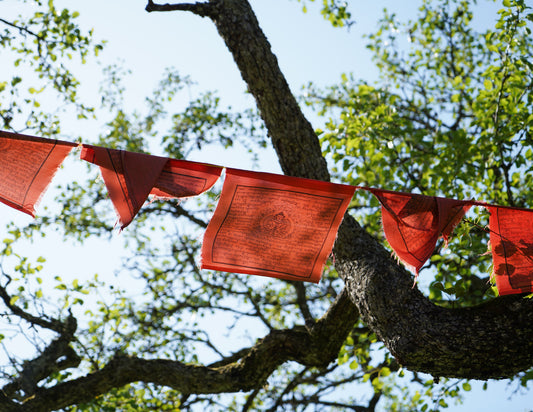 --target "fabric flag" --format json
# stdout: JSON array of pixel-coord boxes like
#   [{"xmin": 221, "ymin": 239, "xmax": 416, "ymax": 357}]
[
  {"xmin": 488, "ymin": 206, "xmax": 533, "ymax": 295},
  {"xmin": 0, "ymin": 130, "xmax": 75, "ymax": 216},
  {"xmin": 150, "ymin": 158, "xmax": 223, "ymax": 200},
  {"xmin": 201, "ymin": 168, "xmax": 355, "ymax": 283},
  {"xmin": 80, "ymin": 145, "xmax": 222, "ymax": 229},
  {"xmin": 367, "ymin": 189, "xmax": 472, "ymax": 275}
]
